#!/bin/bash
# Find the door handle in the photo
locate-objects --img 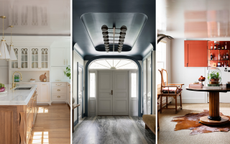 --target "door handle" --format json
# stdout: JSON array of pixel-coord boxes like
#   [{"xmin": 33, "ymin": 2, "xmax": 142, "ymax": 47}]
[{"xmin": 111, "ymin": 90, "xmax": 113, "ymax": 95}]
